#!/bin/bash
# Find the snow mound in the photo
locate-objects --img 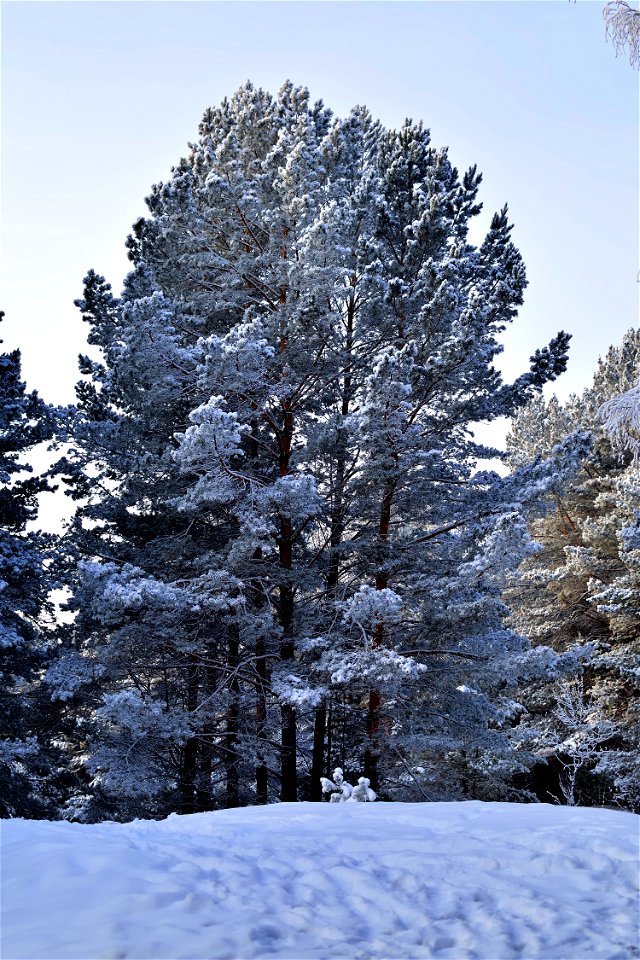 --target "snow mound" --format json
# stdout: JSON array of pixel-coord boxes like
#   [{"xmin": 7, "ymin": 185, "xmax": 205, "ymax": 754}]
[{"xmin": 2, "ymin": 801, "xmax": 638, "ymax": 959}]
